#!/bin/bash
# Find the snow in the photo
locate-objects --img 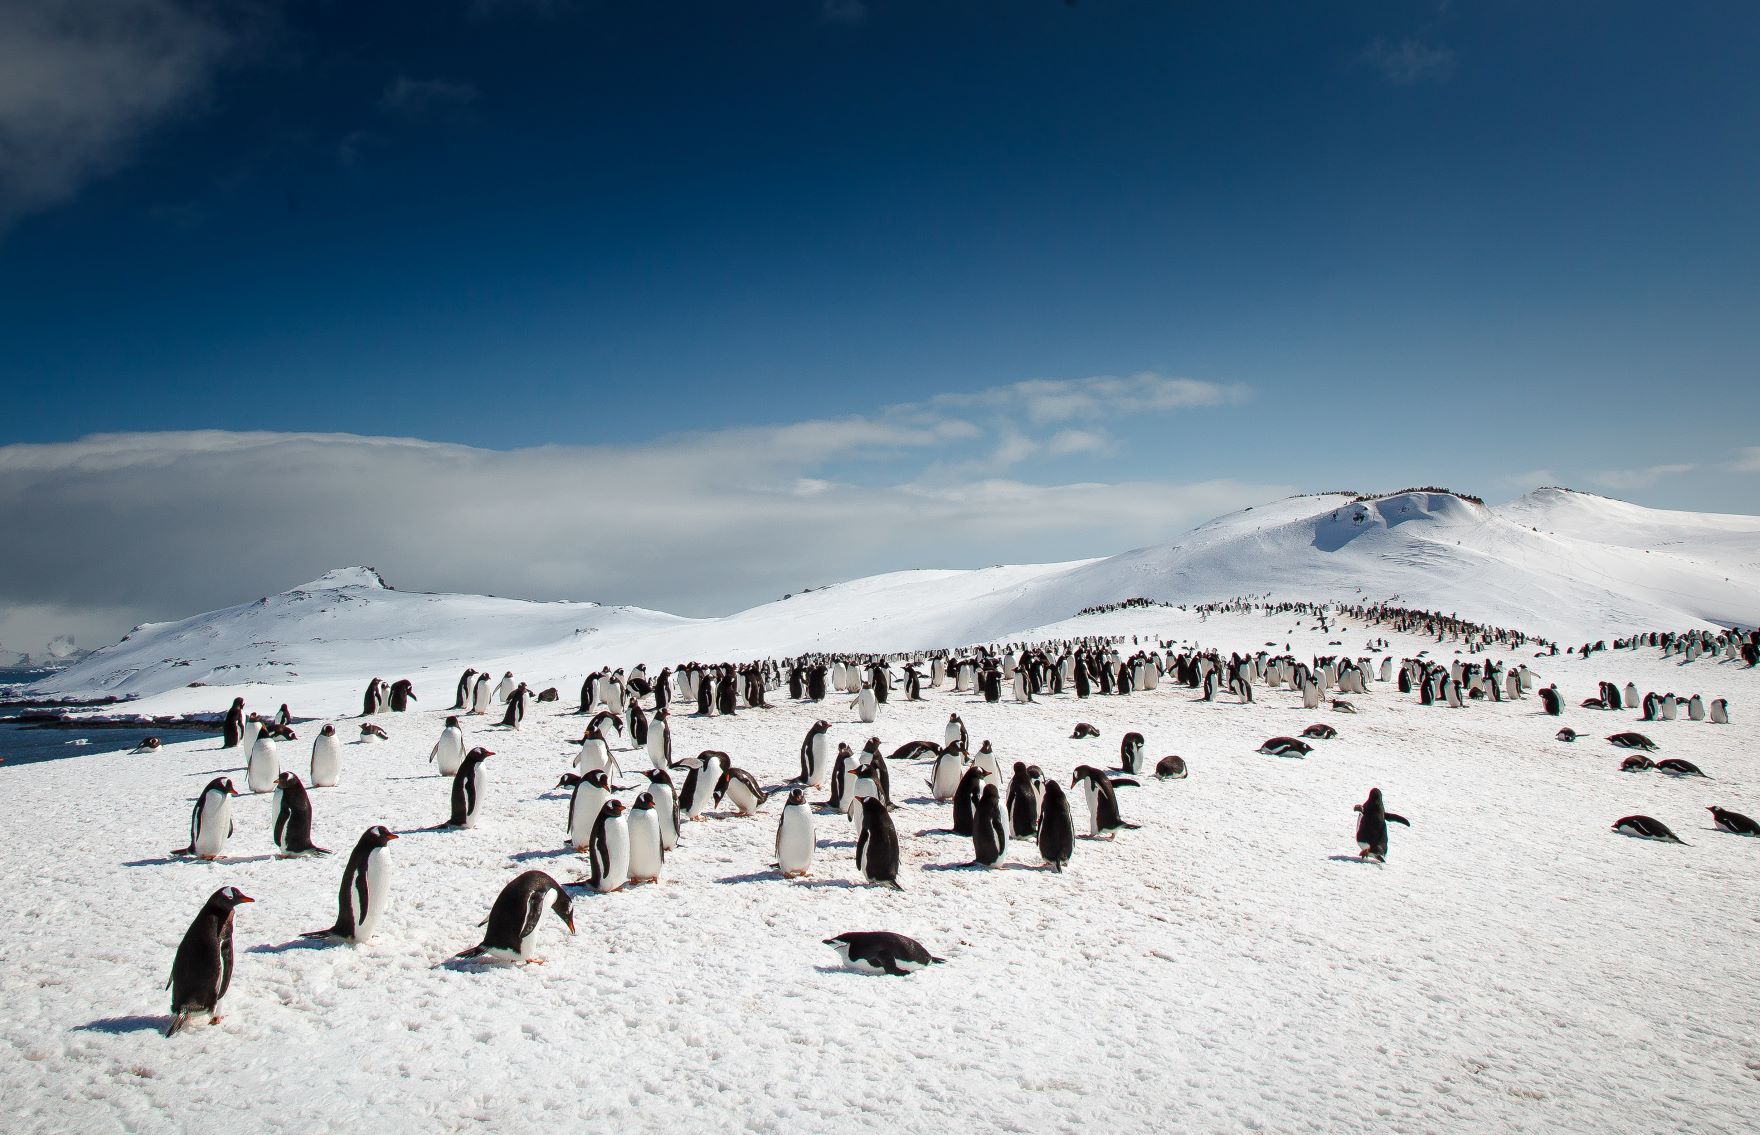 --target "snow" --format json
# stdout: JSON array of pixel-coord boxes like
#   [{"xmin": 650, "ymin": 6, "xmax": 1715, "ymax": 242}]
[{"xmin": 2, "ymin": 605, "xmax": 1757, "ymax": 1134}]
